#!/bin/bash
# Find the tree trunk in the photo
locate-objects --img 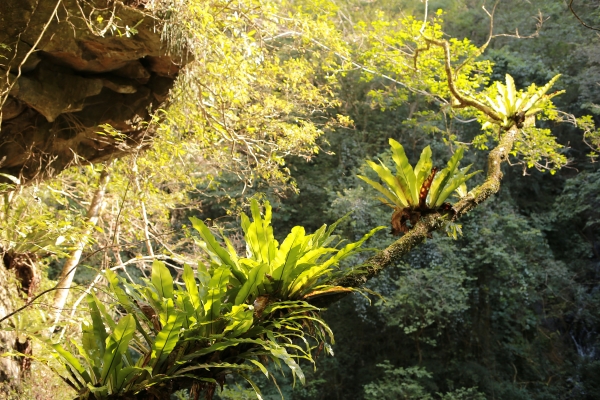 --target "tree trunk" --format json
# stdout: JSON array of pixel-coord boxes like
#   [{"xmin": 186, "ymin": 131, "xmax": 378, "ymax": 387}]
[
  {"xmin": 0, "ymin": 255, "xmax": 20, "ymax": 389},
  {"xmin": 49, "ymin": 163, "xmax": 112, "ymax": 331}
]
